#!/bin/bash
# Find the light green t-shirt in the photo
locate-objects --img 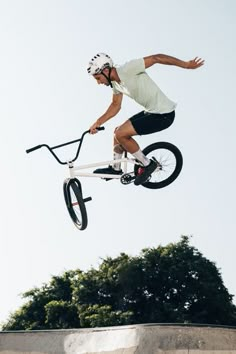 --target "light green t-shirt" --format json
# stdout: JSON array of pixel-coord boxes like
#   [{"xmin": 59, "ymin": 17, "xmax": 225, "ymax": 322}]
[{"xmin": 112, "ymin": 58, "xmax": 176, "ymax": 114}]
